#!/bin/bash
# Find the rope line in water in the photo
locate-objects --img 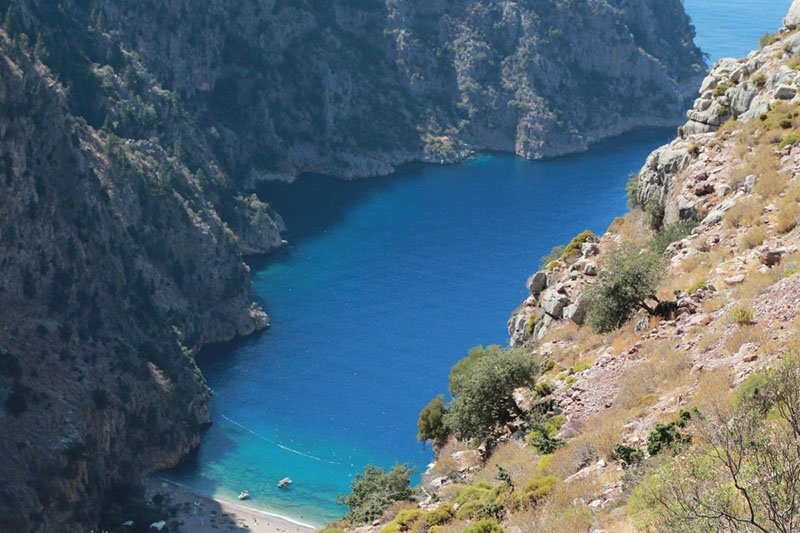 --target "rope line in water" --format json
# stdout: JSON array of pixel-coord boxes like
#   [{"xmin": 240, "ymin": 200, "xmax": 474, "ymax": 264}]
[{"xmin": 221, "ymin": 414, "xmax": 342, "ymax": 465}]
